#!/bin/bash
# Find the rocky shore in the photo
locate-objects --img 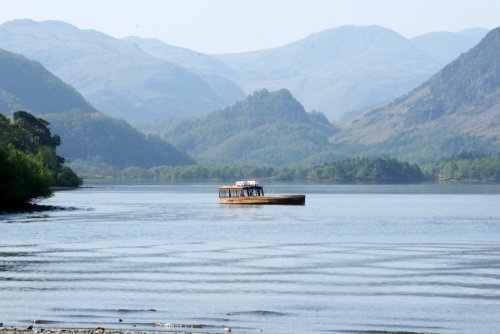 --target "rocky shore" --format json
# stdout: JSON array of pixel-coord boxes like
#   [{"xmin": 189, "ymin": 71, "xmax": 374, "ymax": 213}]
[
  {"xmin": 0, "ymin": 329, "xmax": 127, "ymax": 334},
  {"xmin": 0, "ymin": 327, "xmax": 228, "ymax": 334},
  {"xmin": 0, "ymin": 203, "xmax": 59, "ymax": 214},
  {"xmin": 0, "ymin": 203, "xmax": 78, "ymax": 215},
  {"xmin": 0, "ymin": 327, "xmax": 438, "ymax": 334}
]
